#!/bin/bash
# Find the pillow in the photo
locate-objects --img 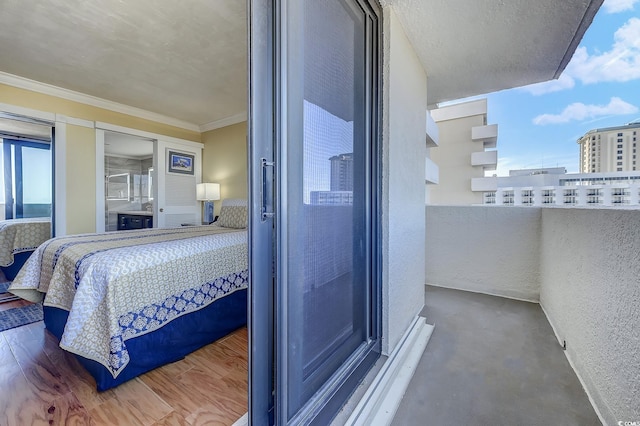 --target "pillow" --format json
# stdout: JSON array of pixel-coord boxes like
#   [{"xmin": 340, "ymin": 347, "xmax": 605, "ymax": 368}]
[{"xmin": 217, "ymin": 198, "xmax": 248, "ymax": 229}]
